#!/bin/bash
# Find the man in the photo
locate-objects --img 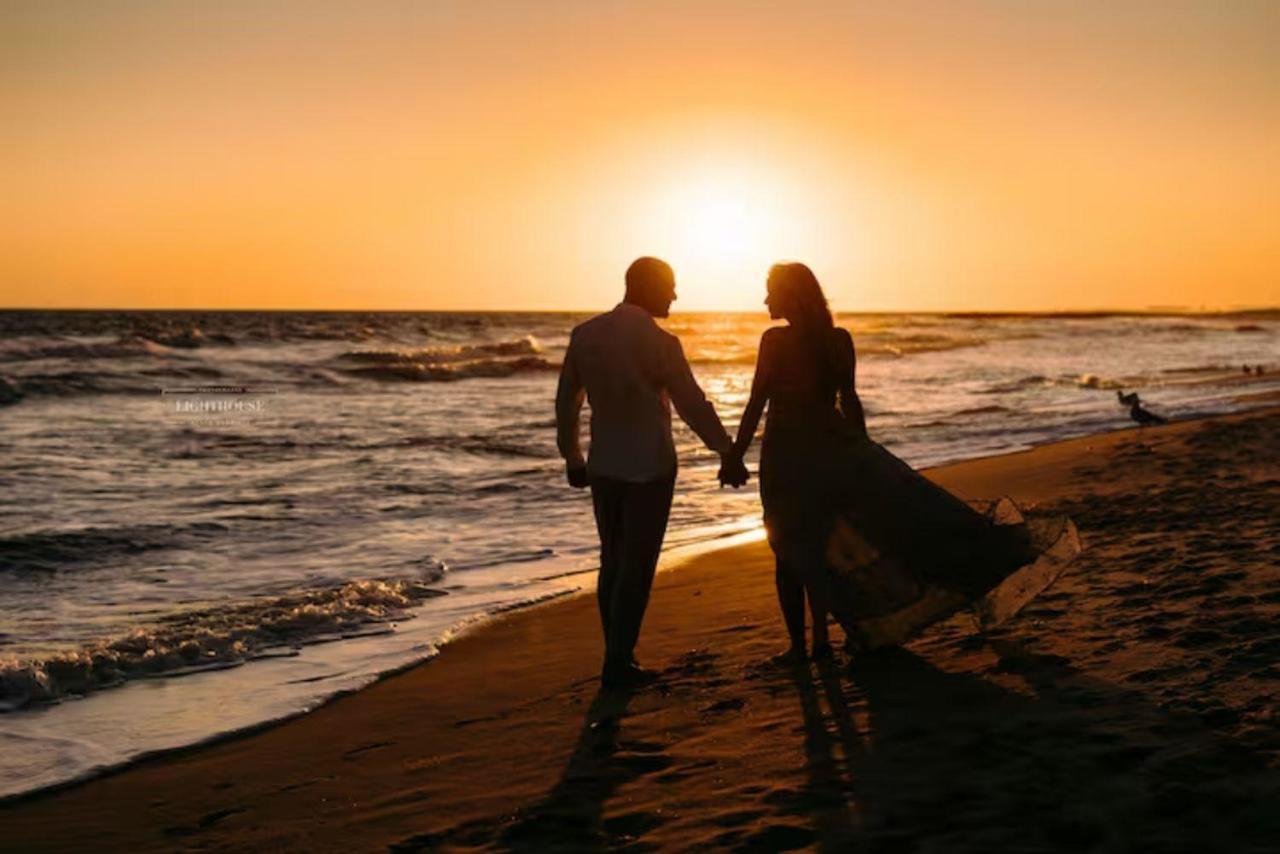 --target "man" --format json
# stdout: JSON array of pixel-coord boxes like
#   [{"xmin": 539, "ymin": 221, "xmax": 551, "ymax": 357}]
[{"xmin": 556, "ymin": 257, "xmax": 749, "ymax": 688}]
